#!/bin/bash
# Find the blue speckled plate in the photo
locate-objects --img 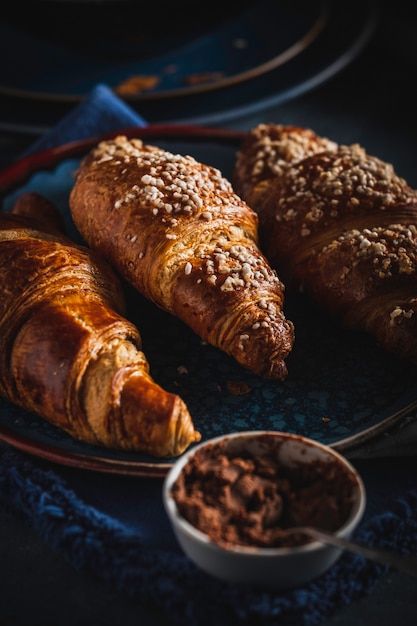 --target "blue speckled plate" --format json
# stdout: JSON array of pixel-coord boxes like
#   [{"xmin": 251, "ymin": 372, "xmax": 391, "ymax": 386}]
[{"xmin": 1, "ymin": 126, "xmax": 416, "ymax": 477}]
